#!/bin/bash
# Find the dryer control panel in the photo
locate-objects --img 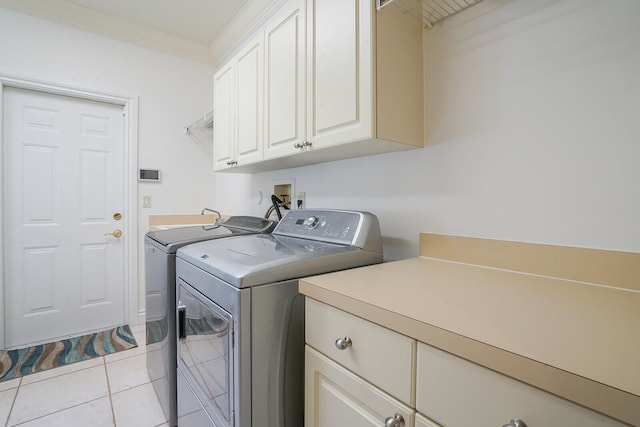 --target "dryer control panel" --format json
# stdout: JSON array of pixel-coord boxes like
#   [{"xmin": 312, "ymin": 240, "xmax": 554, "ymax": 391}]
[{"xmin": 273, "ymin": 209, "xmax": 382, "ymax": 252}]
